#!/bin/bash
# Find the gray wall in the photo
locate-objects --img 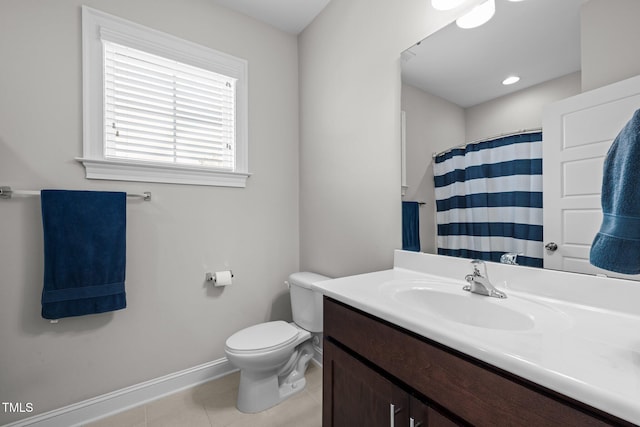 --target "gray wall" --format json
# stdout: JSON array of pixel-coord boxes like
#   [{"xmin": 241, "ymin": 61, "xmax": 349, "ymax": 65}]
[
  {"xmin": 0, "ymin": 0, "xmax": 299, "ymax": 423},
  {"xmin": 401, "ymin": 84, "xmax": 465, "ymax": 254},
  {"xmin": 465, "ymin": 72, "xmax": 582, "ymax": 142},
  {"xmin": 581, "ymin": 0, "xmax": 640, "ymax": 92},
  {"xmin": 298, "ymin": 0, "xmax": 474, "ymax": 277}
]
